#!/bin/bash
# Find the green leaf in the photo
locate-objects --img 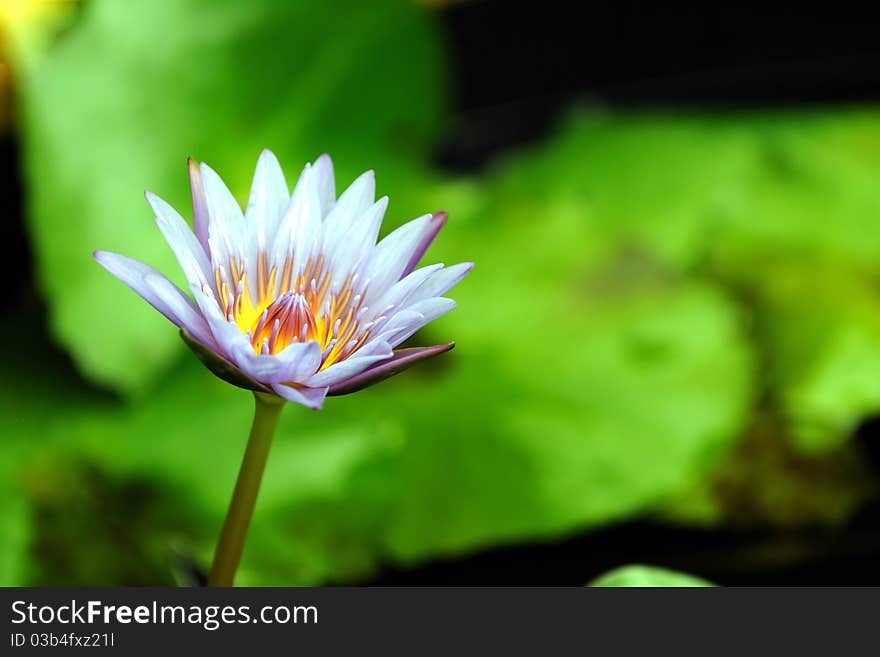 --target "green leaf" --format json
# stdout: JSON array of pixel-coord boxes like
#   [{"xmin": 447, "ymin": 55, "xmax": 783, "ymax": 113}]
[
  {"xmin": 17, "ymin": 0, "xmax": 444, "ymax": 395},
  {"xmin": 489, "ymin": 108, "xmax": 880, "ymax": 452},
  {"xmin": 589, "ymin": 565, "xmax": 714, "ymax": 587},
  {"xmin": 370, "ymin": 174, "xmax": 754, "ymax": 562},
  {"xmin": 0, "ymin": 494, "xmax": 31, "ymax": 586},
  {"xmin": 709, "ymin": 113, "xmax": 880, "ymax": 449},
  {"xmin": 737, "ymin": 262, "xmax": 880, "ymax": 450}
]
